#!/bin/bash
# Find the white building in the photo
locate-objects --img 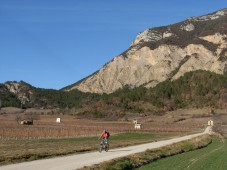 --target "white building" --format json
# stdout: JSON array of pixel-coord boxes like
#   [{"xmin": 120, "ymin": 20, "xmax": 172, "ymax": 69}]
[
  {"xmin": 56, "ymin": 118, "xmax": 61, "ymax": 123},
  {"xmin": 134, "ymin": 123, "xmax": 142, "ymax": 129},
  {"xmin": 208, "ymin": 120, "xmax": 214, "ymax": 126},
  {"xmin": 133, "ymin": 119, "xmax": 142, "ymax": 129}
]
